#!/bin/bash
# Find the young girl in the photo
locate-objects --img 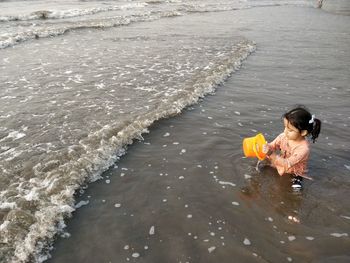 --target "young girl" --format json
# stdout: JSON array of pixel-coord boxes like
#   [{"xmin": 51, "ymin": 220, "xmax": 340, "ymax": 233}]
[{"xmin": 263, "ymin": 106, "xmax": 321, "ymax": 189}]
